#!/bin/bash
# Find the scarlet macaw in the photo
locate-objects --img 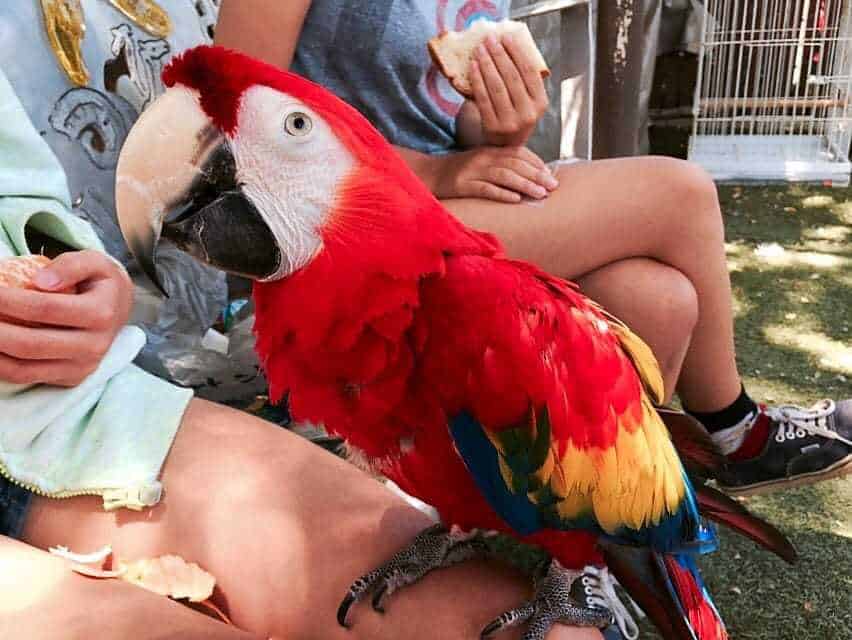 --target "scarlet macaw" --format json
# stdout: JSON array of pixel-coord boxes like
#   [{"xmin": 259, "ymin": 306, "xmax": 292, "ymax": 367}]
[{"xmin": 115, "ymin": 46, "xmax": 795, "ymax": 640}]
